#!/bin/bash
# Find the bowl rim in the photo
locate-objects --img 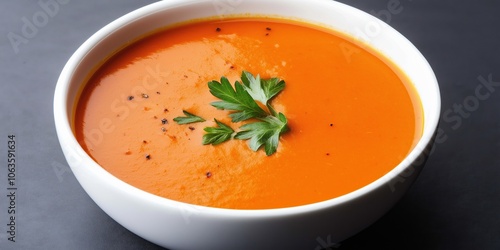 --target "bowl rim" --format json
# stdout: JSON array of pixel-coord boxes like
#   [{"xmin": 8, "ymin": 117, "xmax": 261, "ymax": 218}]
[{"xmin": 54, "ymin": 0, "xmax": 441, "ymax": 217}]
